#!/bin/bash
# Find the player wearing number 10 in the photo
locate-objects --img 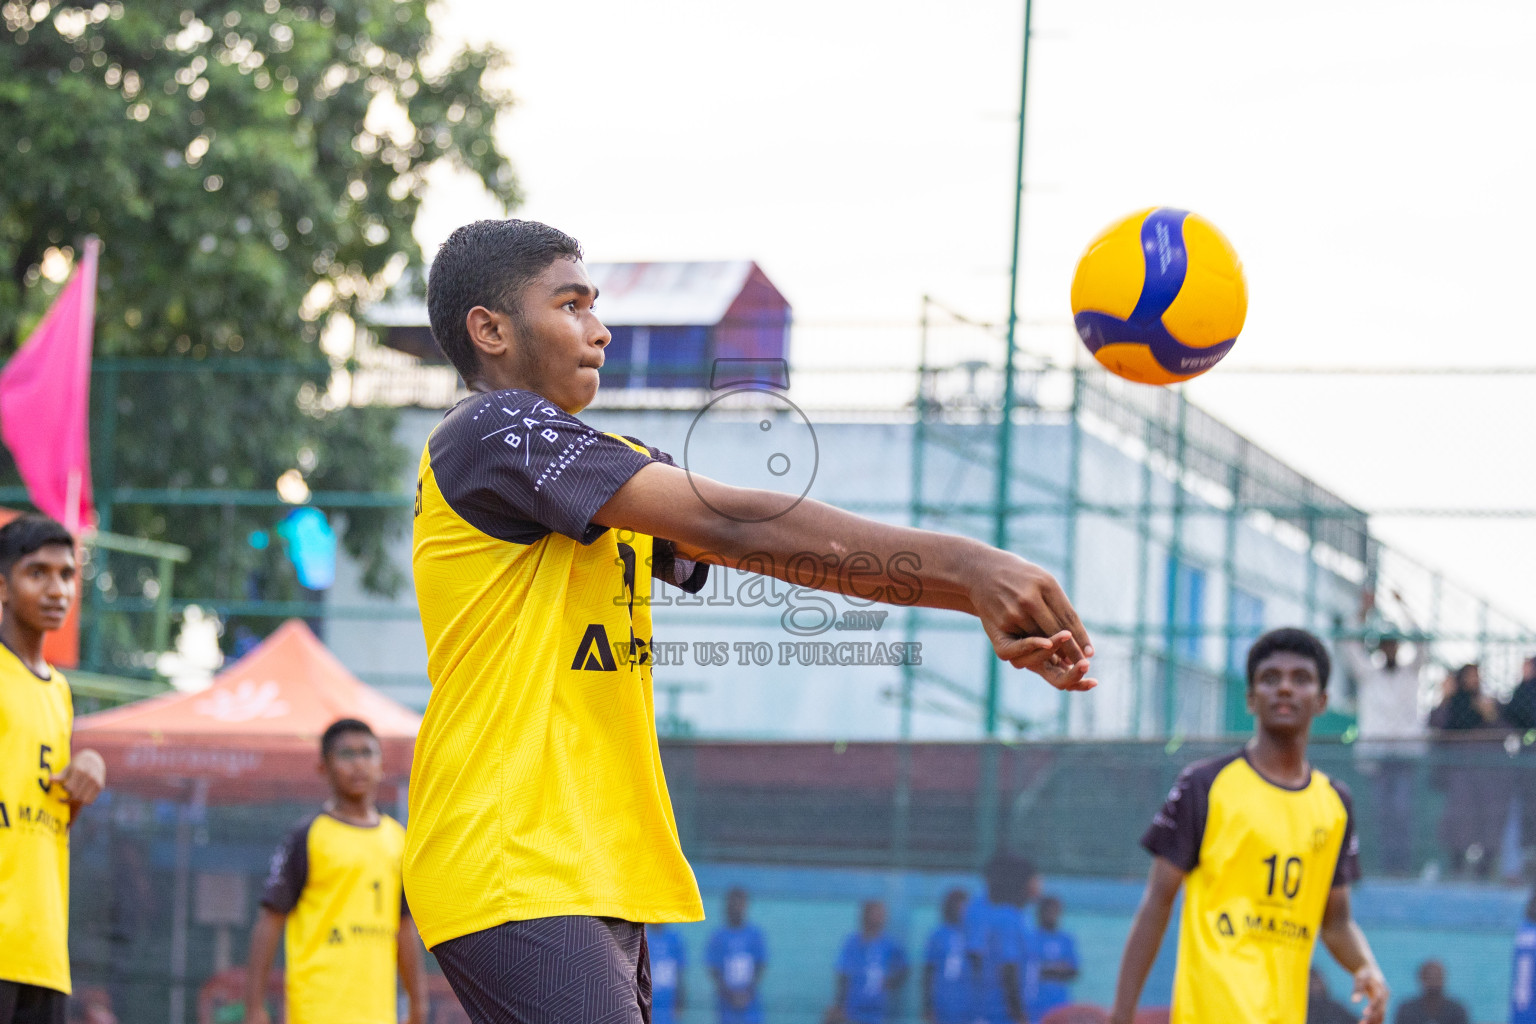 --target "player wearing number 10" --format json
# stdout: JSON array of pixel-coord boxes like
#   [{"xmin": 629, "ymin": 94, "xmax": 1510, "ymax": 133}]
[
  {"xmin": 1110, "ymin": 628, "xmax": 1389, "ymax": 1024},
  {"xmin": 245, "ymin": 719, "xmax": 427, "ymax": 1024}
]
